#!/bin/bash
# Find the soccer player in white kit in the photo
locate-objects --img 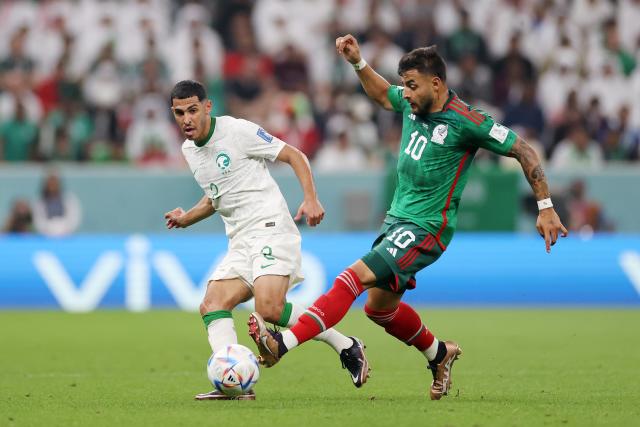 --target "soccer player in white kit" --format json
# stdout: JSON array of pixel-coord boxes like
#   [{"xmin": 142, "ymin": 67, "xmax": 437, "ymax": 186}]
[{"xmin": 165, "ymin": 80, "xmax": 370, "ymax": 400}]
